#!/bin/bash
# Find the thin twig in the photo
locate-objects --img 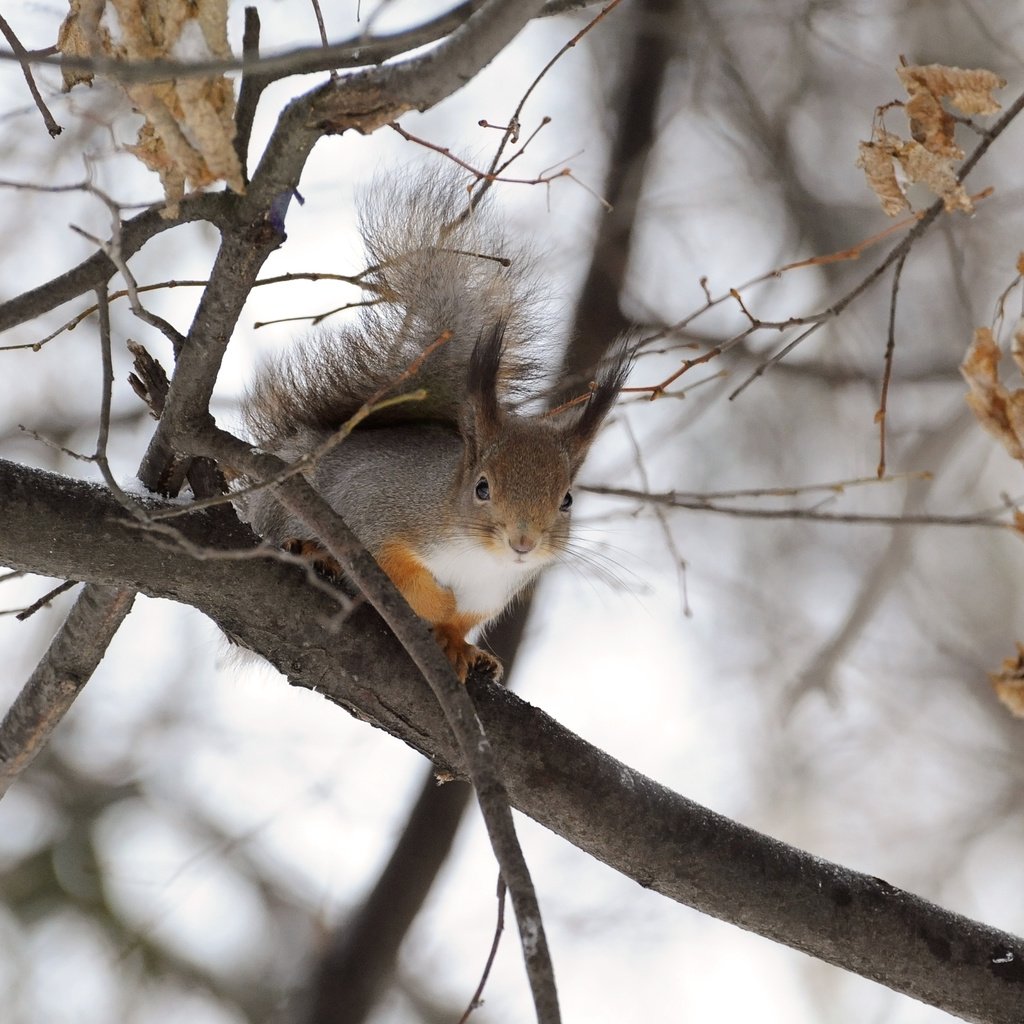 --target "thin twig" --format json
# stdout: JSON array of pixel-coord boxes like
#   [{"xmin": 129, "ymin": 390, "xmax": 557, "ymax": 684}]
[
  {"xmin": 458, "ymin": 877, "xmax": 507, "ymax": 1024},
  {"xmin": 0, "ymin": 14, "xmax": 61, "ymax": 137},
  {"xmin": 234, "ymin": 7, "xmax": 269, "ymax": 182},
  {"xmin": 723, "ymin": 89, "xmax": 1024, "ymax": 398},
  {"xmin": 622, "ymin": 417, "xmax": 690, "ymax": 616},
  {"xmin": 656, "ymin": 471, "xmax": 931, "ymax": 502},
  {"xmin": 308, "ymin": 0, "xmax": 338, "ymax": 81},
  {"xmin": 630, "ymin": 190, "xmax": 995, "ymax": 400},
  {"xmin": 877, "ymin": 252, "xmax": 908, "ymax": 478},
  {"xmin": 92, "ymin": 288, "xmax": 139, "ymax": 512},
  {"xmin": 16, "ymin": 424, "xmax": 93, "ymax": 462},
  {"xmin": 73, "ymin": 184, "xmax": 187, "ymax": 353},
  {"xmin": 389, "ymin": 121, "xmax": 594, "ymax": 196},
  {"xmin": 11, "ymin": 580, "xmax": 77, "ymax": 620},
  {"xmin": 581, "ymin": 484, "xmax": 1018, "ymax": 530},
  {"xmin": 0, "ymin": 191, "xmax": 231, "ymax": 339},
  {"xmin": 479, "ymin": 0, "xmax": 626, "ymax": 198},
  {"xmin": 253, "ymin": 296, "xmax": 383, "ymax": 330},
  {"xmin": 0, "ymin": 270, "xmax": 381, "ymax": 354}
]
